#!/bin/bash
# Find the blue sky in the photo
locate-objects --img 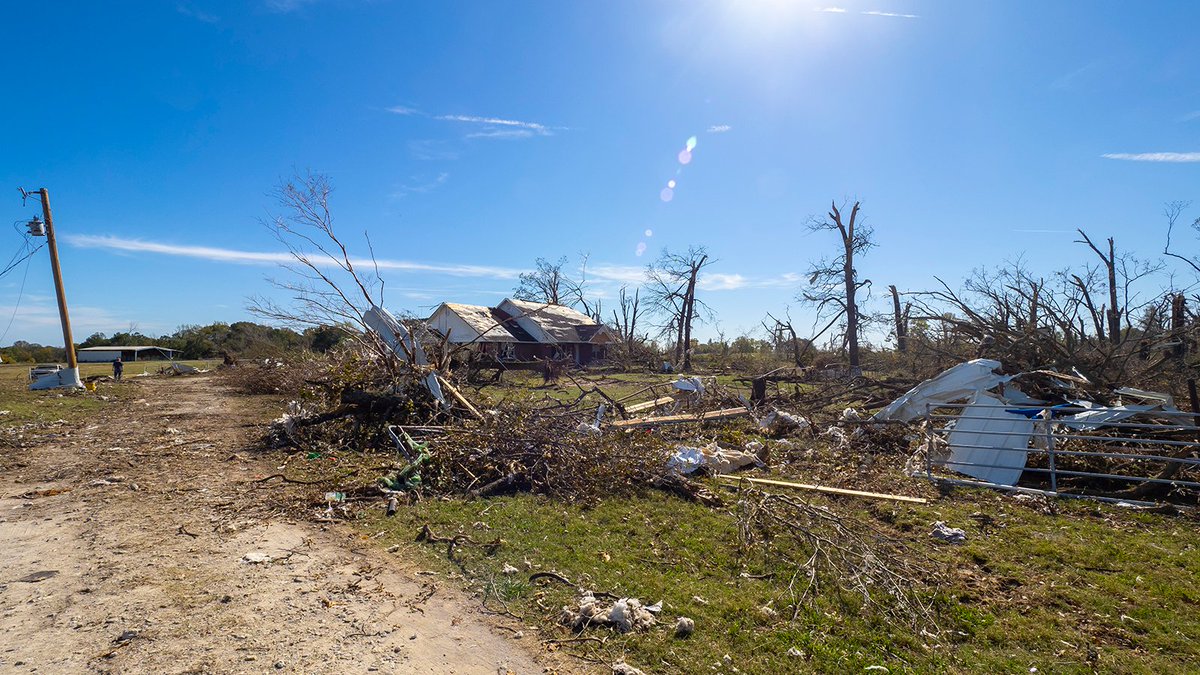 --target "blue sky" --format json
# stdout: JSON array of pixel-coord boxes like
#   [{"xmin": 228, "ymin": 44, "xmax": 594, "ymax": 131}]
[{"xmin": 1, "ymin": 0, "xmax": 1198, "ymax": 346}]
